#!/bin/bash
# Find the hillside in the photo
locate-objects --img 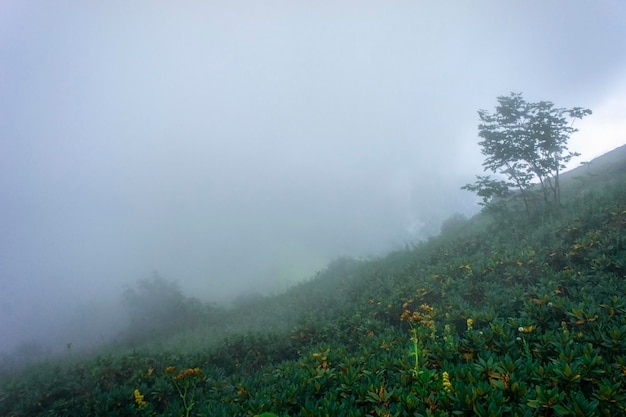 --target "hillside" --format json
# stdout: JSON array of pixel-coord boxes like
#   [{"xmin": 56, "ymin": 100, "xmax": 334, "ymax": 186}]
[
  {"xmin": 560, "ymin": 144, "xmax": 626, "ymax": 193},
  {"xmin": 1, "ymin": 144, "xmax": 626, "ymax": 416}
]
